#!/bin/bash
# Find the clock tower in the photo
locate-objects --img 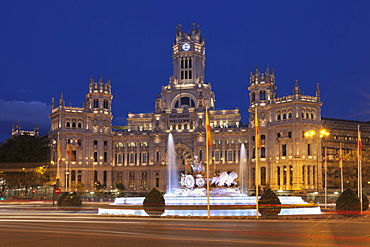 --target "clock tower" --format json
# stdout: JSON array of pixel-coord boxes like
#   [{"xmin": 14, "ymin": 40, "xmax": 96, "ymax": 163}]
[{"xmin": 172, "ymin": 23, "xmax": 205, "ymax": 86}]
